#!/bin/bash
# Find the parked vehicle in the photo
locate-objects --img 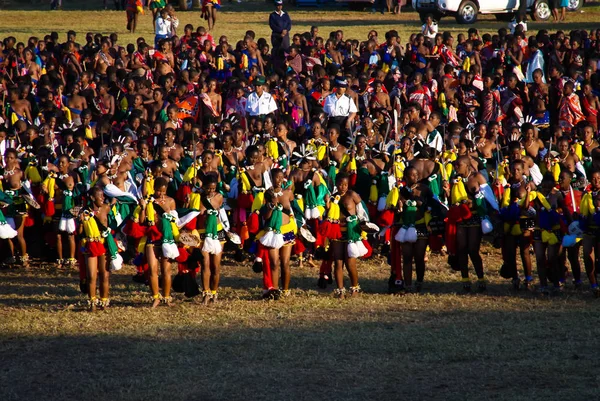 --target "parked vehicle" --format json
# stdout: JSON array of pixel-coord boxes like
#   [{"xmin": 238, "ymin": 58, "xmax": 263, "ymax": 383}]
[{"xmin": 413, "ymin": 0, "xmax": 551, "ymax": 24}]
